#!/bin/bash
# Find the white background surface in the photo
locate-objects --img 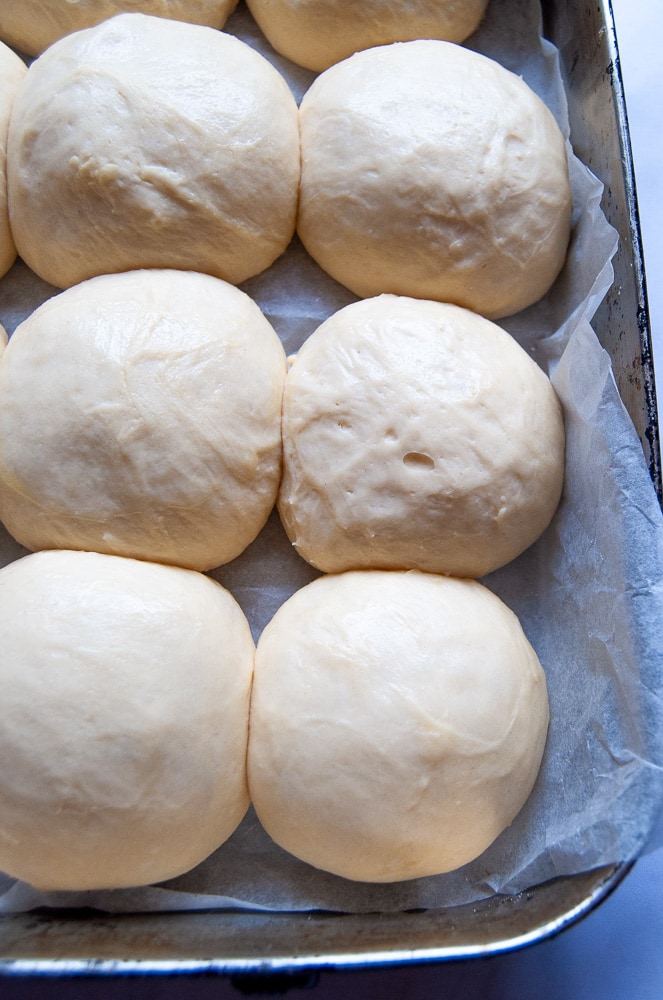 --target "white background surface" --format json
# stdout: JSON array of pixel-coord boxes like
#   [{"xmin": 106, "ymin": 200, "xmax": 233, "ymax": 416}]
[
  {"xmin": 2, "ymin": 2, "xmax": 662, "ymax": 998},
  {"xmin": 612, "ymin": 0, "xmax": 662, "ymax": 390}
]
